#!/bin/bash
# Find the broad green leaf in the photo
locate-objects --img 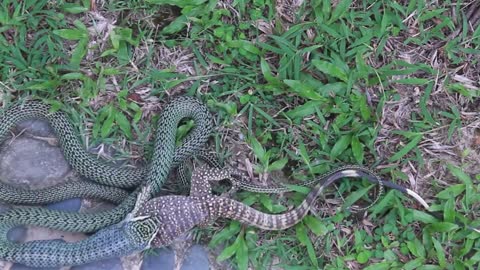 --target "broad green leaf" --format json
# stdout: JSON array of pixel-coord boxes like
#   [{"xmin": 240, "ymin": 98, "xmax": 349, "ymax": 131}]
[
  {"xmin": 296, "ymin": 223, "xmax": 318, "ymax": 267},
  {"xmin": 161, "ymin": 15, "xmax": 189, "ymax": 34},
  {"xmin": 419, "ymin": 82, "xmax": 436, "ymax": 124},
  {"xmin": 402, "ymin": 258, "xmax": 425, "ymax": 270},
  {"xmin": 26, "ymin": 80, "xmax": 60, "ymax": 90},
  {"xmin": 226, "ymin": 40, "xmax": 260, "ymax": 55},
  {"xmin": 312, "ymin": 59, "xmax": 348, "ymax": 82},
  {"xmin": 342, "ymin": 185, "xmax": 373, "ymax": 209},
  {"xmin": 209, "ymin": 222, "xmax": 241, "ymax": 247},
  {"xmin": 260, "ymin": 58, "xmax": 282, "ymax": 85},
  {"xmin": 53, "ymin": 29, "xmax": 88, "ymax": 40},
  {"xmin": 146, "ymin": 0, "xmax": 207, "ymax": 7},
  {"xmin": 370, "ymin": 190, "xmax": 396, "ymax": 216},
  {"xmin": 330, "ymin": 135, "xmax": 351, "ymax": 159},
  {"xmin": 217, "ymin": 240, "xmax": 239, "ymax": 262},
  {"xmin": 431, "ymin": 237, "xmax": 447, "ymax": 267},
  {"xmin": 45, "ymin": 100, "xmax": 63, "ymax": 112},
  {"xmin": 284, "ymin": 80, "xmax": 325, "ymax": 100},
  {"xmin": 304, "ymin": 216, "xmax": 329, "ymax": 236},
  {"xmin": 392, "ymin": 78, "xmax": 430, "ymax": 85},
  {"xmin": 62, "ymin": 3, "xmax": 88, "ymax": 14},
  {"xmin": 269, "ymin": 158, "xmax": 288, "ymax": 171},
  {"xmin": 318, "ymin": 82, "xmax": 347, "ymax": 95},
  {"xmin": 426, "ymin": 222, "xmax": 459, "ymax": 233},
  {"xmin": 285, "ymin": 100, "xmax": 322, "ymax": 119},
  {"xmin": 70, "ymin": 39, "xmax": 88, "ymax": 68},
  {"xmin": 443, "ymin": 195, "xmax": 455, "ymax": 223},
  {"xmin": 388, "ymin": 133, "xmax": 422, "ymax": 162},
  {"xmin": 115, "ymin": 111, "xmax": 132, "ymax": 139},
  {"xmin": 60, "ymin": 73, "xmax": 85, "ymax": 80},
  {"xmin": 282, "ymin": 184, "xmax": 311, "ymax": 194},
  {"xmin": 101, "ymin": 110, "xmax": 115, "ymax": 138},
  {"xmin": 447, "ymin": 164, "xmax": 473, "ymax": 208},
  {"xmin": 213, "ymin": 101, "xmax": 237, "ymax": 116},
  {"xmin": 258, "ymin": 194, "xmax": 273, "ymax": 212},
  {"xmin": 356, "ymin": 250, "xmax": 372, "ymax": 264},
  {"xmin": 436, "ymin": 184, "xmax": 465, "ymax": 199},
  {"xmin": 298, "ymin": 140, "xmax": 311, "ymax": 167},
  {"xmin": 249, "ymin": 137, "xmax": 266, "ymax": 162},
  {"xmin": 407, "ymin": 238, "xmax": 426, "ymax": 258},
  {"xmin": 419, "ymin": 9, "xmax": 447, "ymax": 21},
  {"xmin": 412, "ymin": 209, "xmax": 438, "ymax": 224},
  {"xmin": 92, "ymin": 106, "xmax": 110, "ymax": 138},
  {"xmin": 329, "ymin": 0, "xmax": 352, "ymax": 23},
  {"xmin": 363, "ymin": 262, "xmax": 391, "ymax": 270},
  {"xmin": 235, "ymin": 235, "xmax": 248, "ymax": 270},
  {"xmin": 351, "ymin": 136, "xmax": 364, "ymax": 164}
]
